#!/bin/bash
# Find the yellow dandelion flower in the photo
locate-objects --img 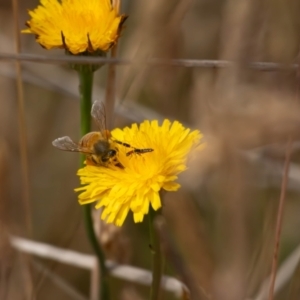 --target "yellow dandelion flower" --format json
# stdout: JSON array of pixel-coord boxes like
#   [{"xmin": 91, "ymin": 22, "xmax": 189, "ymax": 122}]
[
  {"xmin": 75, "ymin": 120, "xmax": 204, "ymax": 226},
  {"xmin": 22, "ymin": 0, "xmax": 127, "ymax": 54}
]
